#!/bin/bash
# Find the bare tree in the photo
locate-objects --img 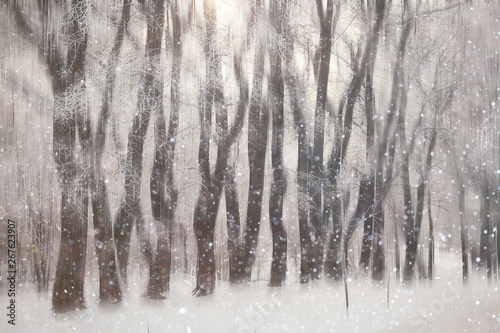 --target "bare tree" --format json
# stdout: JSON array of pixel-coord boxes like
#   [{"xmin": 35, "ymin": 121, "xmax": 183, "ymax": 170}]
[
  {"xmin": 49, "ymin": 0, "xmax": 91, "ymax": 313},
  {"xmin": 114, "ymin": 0, "xmax": 165, "ymax": 286},
  {"xmin": 91, "ymin": 0, "xmax": 132, "ymax": 304},
  {"xmin": 241, "ymin": 0, "xmax": 269, "ymax": 282},
  {"xmin": 307, "ymin": 0, "xmax": 340, "ymax": 281},
  {"xmin": 143, "ymin": 0, "xmax": 183, "ymax": 300},
  {"xmin": 193, "ymin": 0, "xmax": 247, "ymax": 295},
  {"xmin": 268, "ymin": 0, "xmax": 288, "ymax": 287},
  {"xmin": 327, "ymin": 0, "xmax": 387, "ymax": 281}
]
